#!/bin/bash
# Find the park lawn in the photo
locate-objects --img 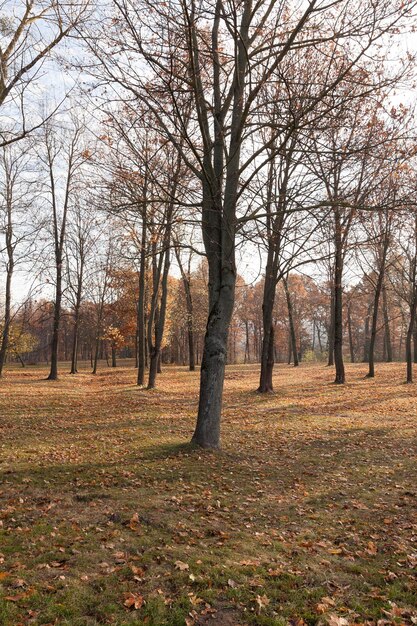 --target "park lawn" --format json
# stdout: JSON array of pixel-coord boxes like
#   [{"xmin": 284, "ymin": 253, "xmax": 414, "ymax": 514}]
[{"xmin": 0, "ymin": 362, "xmax": 416, "ymax": 626}]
